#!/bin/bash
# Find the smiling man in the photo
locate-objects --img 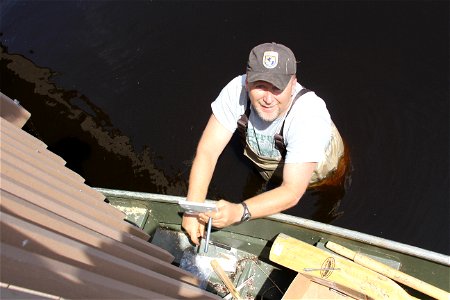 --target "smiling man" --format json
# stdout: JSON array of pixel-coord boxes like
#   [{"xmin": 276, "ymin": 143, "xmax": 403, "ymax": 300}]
[{"xmin": 182, "ymin": 42, "xmax": 349, "ymax": 245}]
